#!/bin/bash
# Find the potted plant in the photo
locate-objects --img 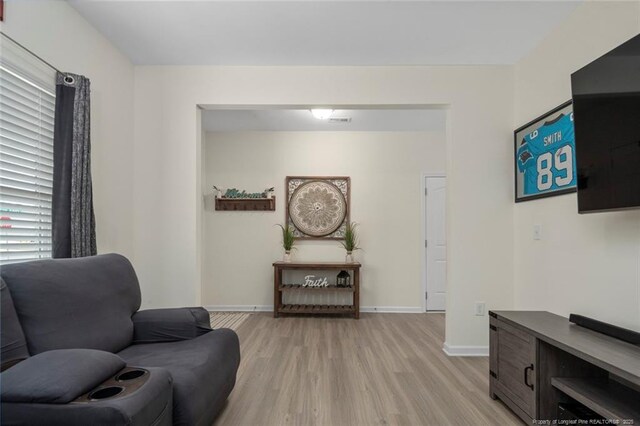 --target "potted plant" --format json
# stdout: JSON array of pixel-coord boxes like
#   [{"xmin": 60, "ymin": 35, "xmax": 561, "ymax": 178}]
[
  {"xmin": 341, "ymin": 222, "xmax": 360, "ymax": 263},
  {"xmin": 278, "ymin": 224, "xmax": 295, "ymax": 262}
]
